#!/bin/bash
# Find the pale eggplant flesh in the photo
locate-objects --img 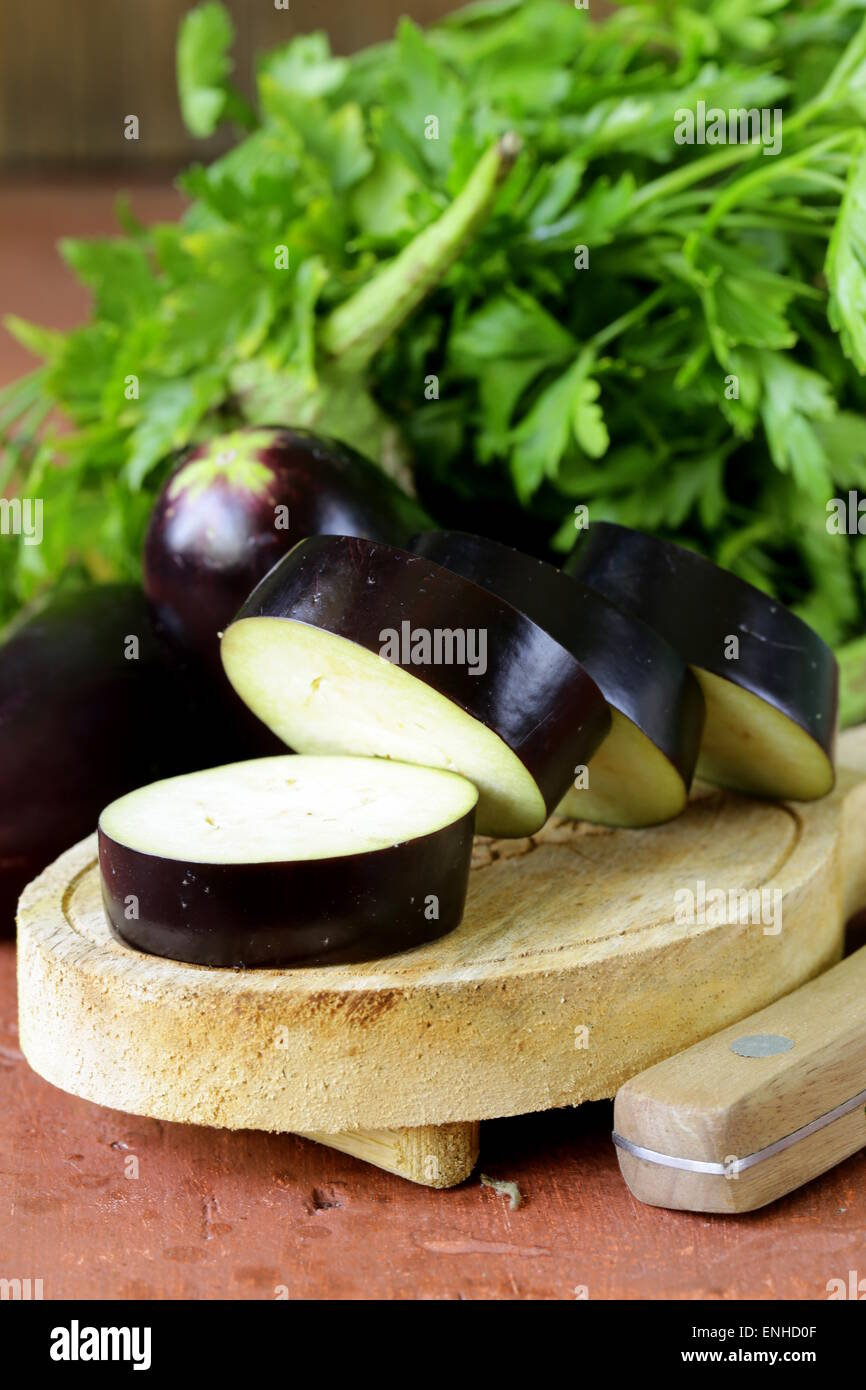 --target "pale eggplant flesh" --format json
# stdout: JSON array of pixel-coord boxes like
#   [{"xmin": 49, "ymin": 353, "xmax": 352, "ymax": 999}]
[
  {"xmin": 410, "ymin": 531, "xmax": 704, "ymax": 828},
  {"xmin": 566, "ymin": 522, "xmax": 838, "ymax": 801},
  {"xmin": 221, "ymin": 535, "xmax": 611, "ymax": 838},
  {"xmin": 99, "ymin": 756, "xmax": 477, "ymax": 967}
]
